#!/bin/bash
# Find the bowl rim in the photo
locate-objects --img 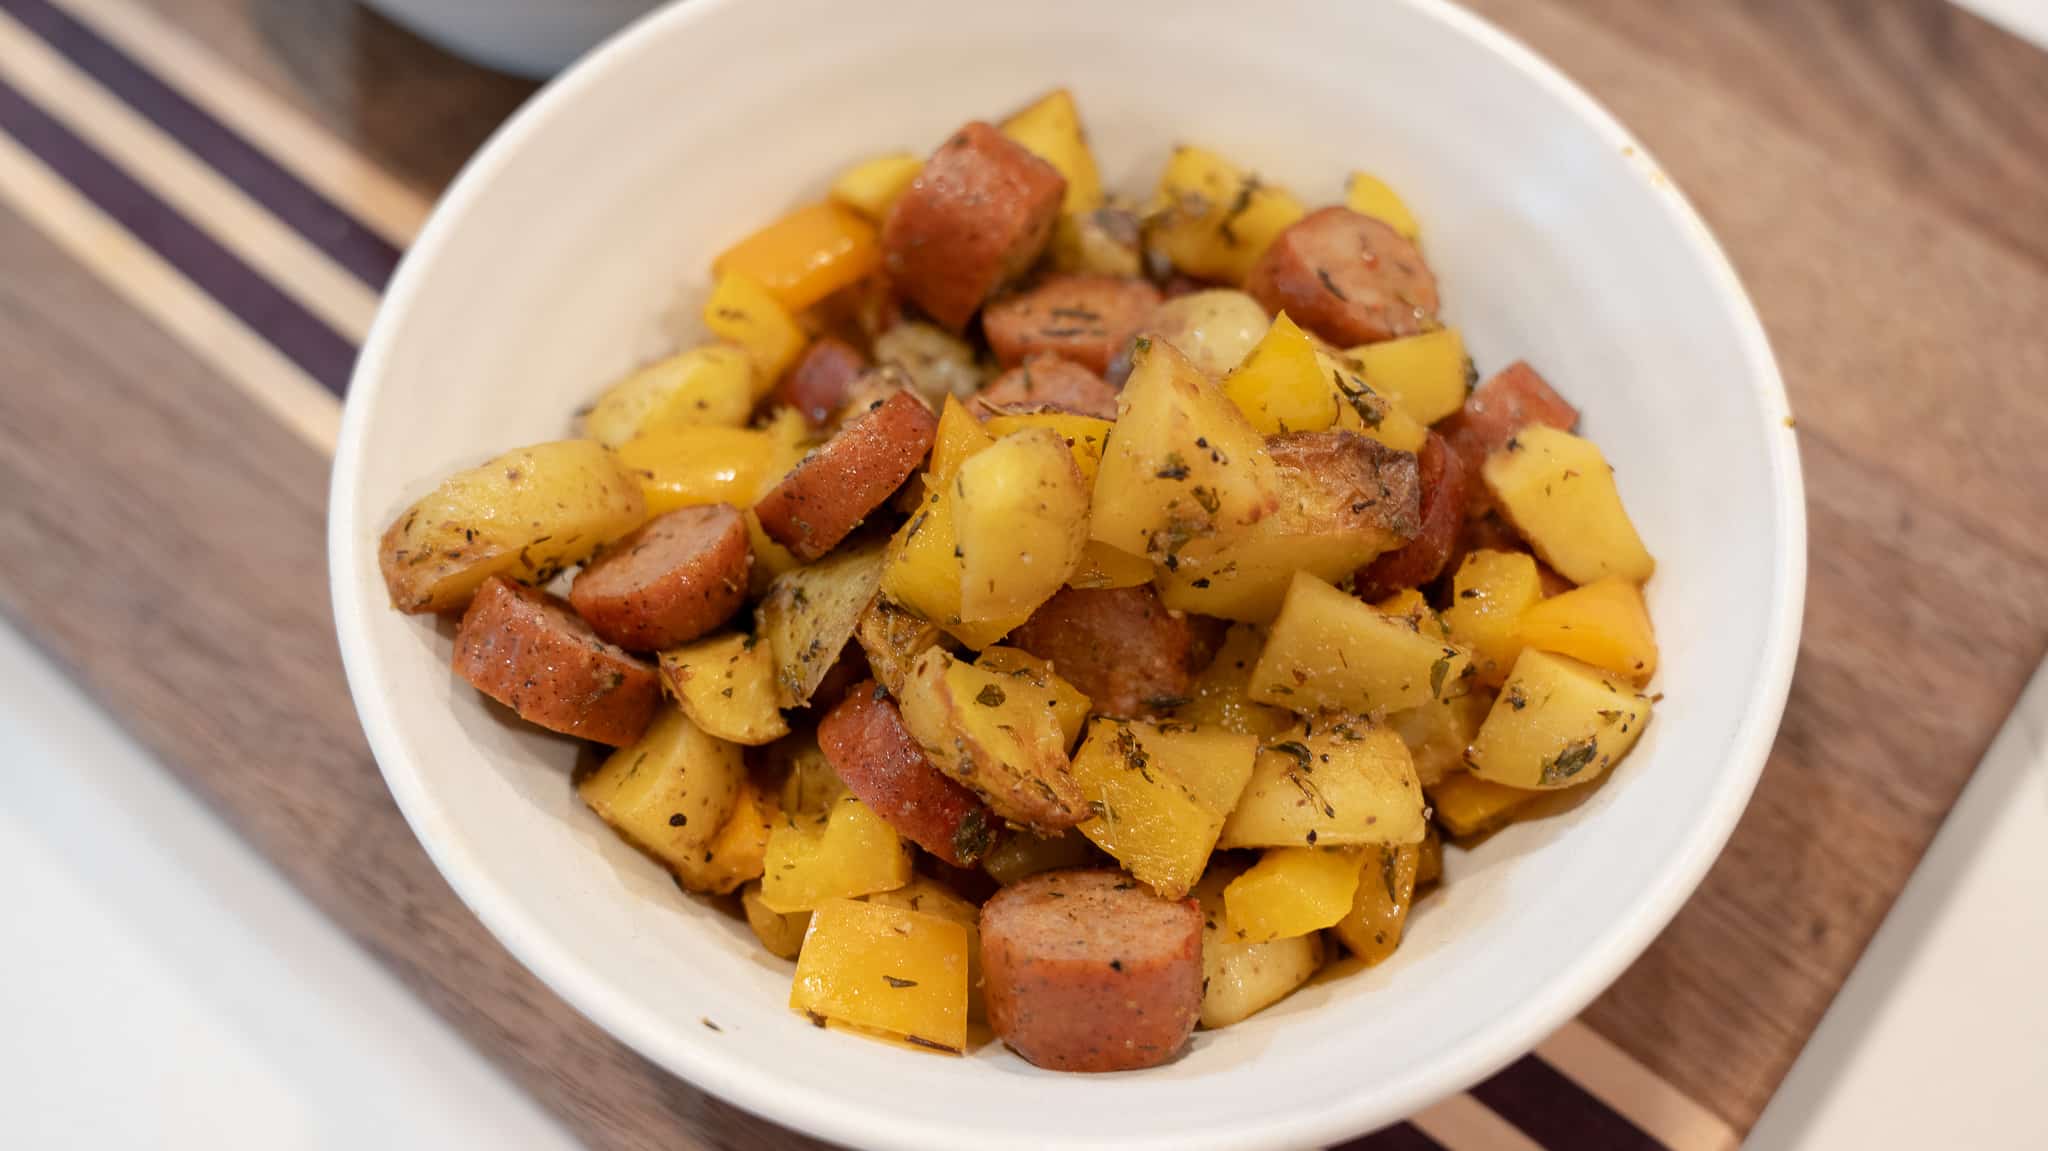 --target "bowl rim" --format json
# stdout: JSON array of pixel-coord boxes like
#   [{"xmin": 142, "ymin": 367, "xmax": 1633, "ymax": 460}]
[{"xmin": 327, "ymin": 1, "xmax": 1807, "ymax": 1146}]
